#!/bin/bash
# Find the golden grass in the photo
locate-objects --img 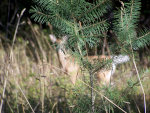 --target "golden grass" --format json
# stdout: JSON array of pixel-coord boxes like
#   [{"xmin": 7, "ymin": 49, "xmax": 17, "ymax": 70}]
[{"xmin": 0, "ymin": 22, "xmax": 150, "ymax": 112}]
